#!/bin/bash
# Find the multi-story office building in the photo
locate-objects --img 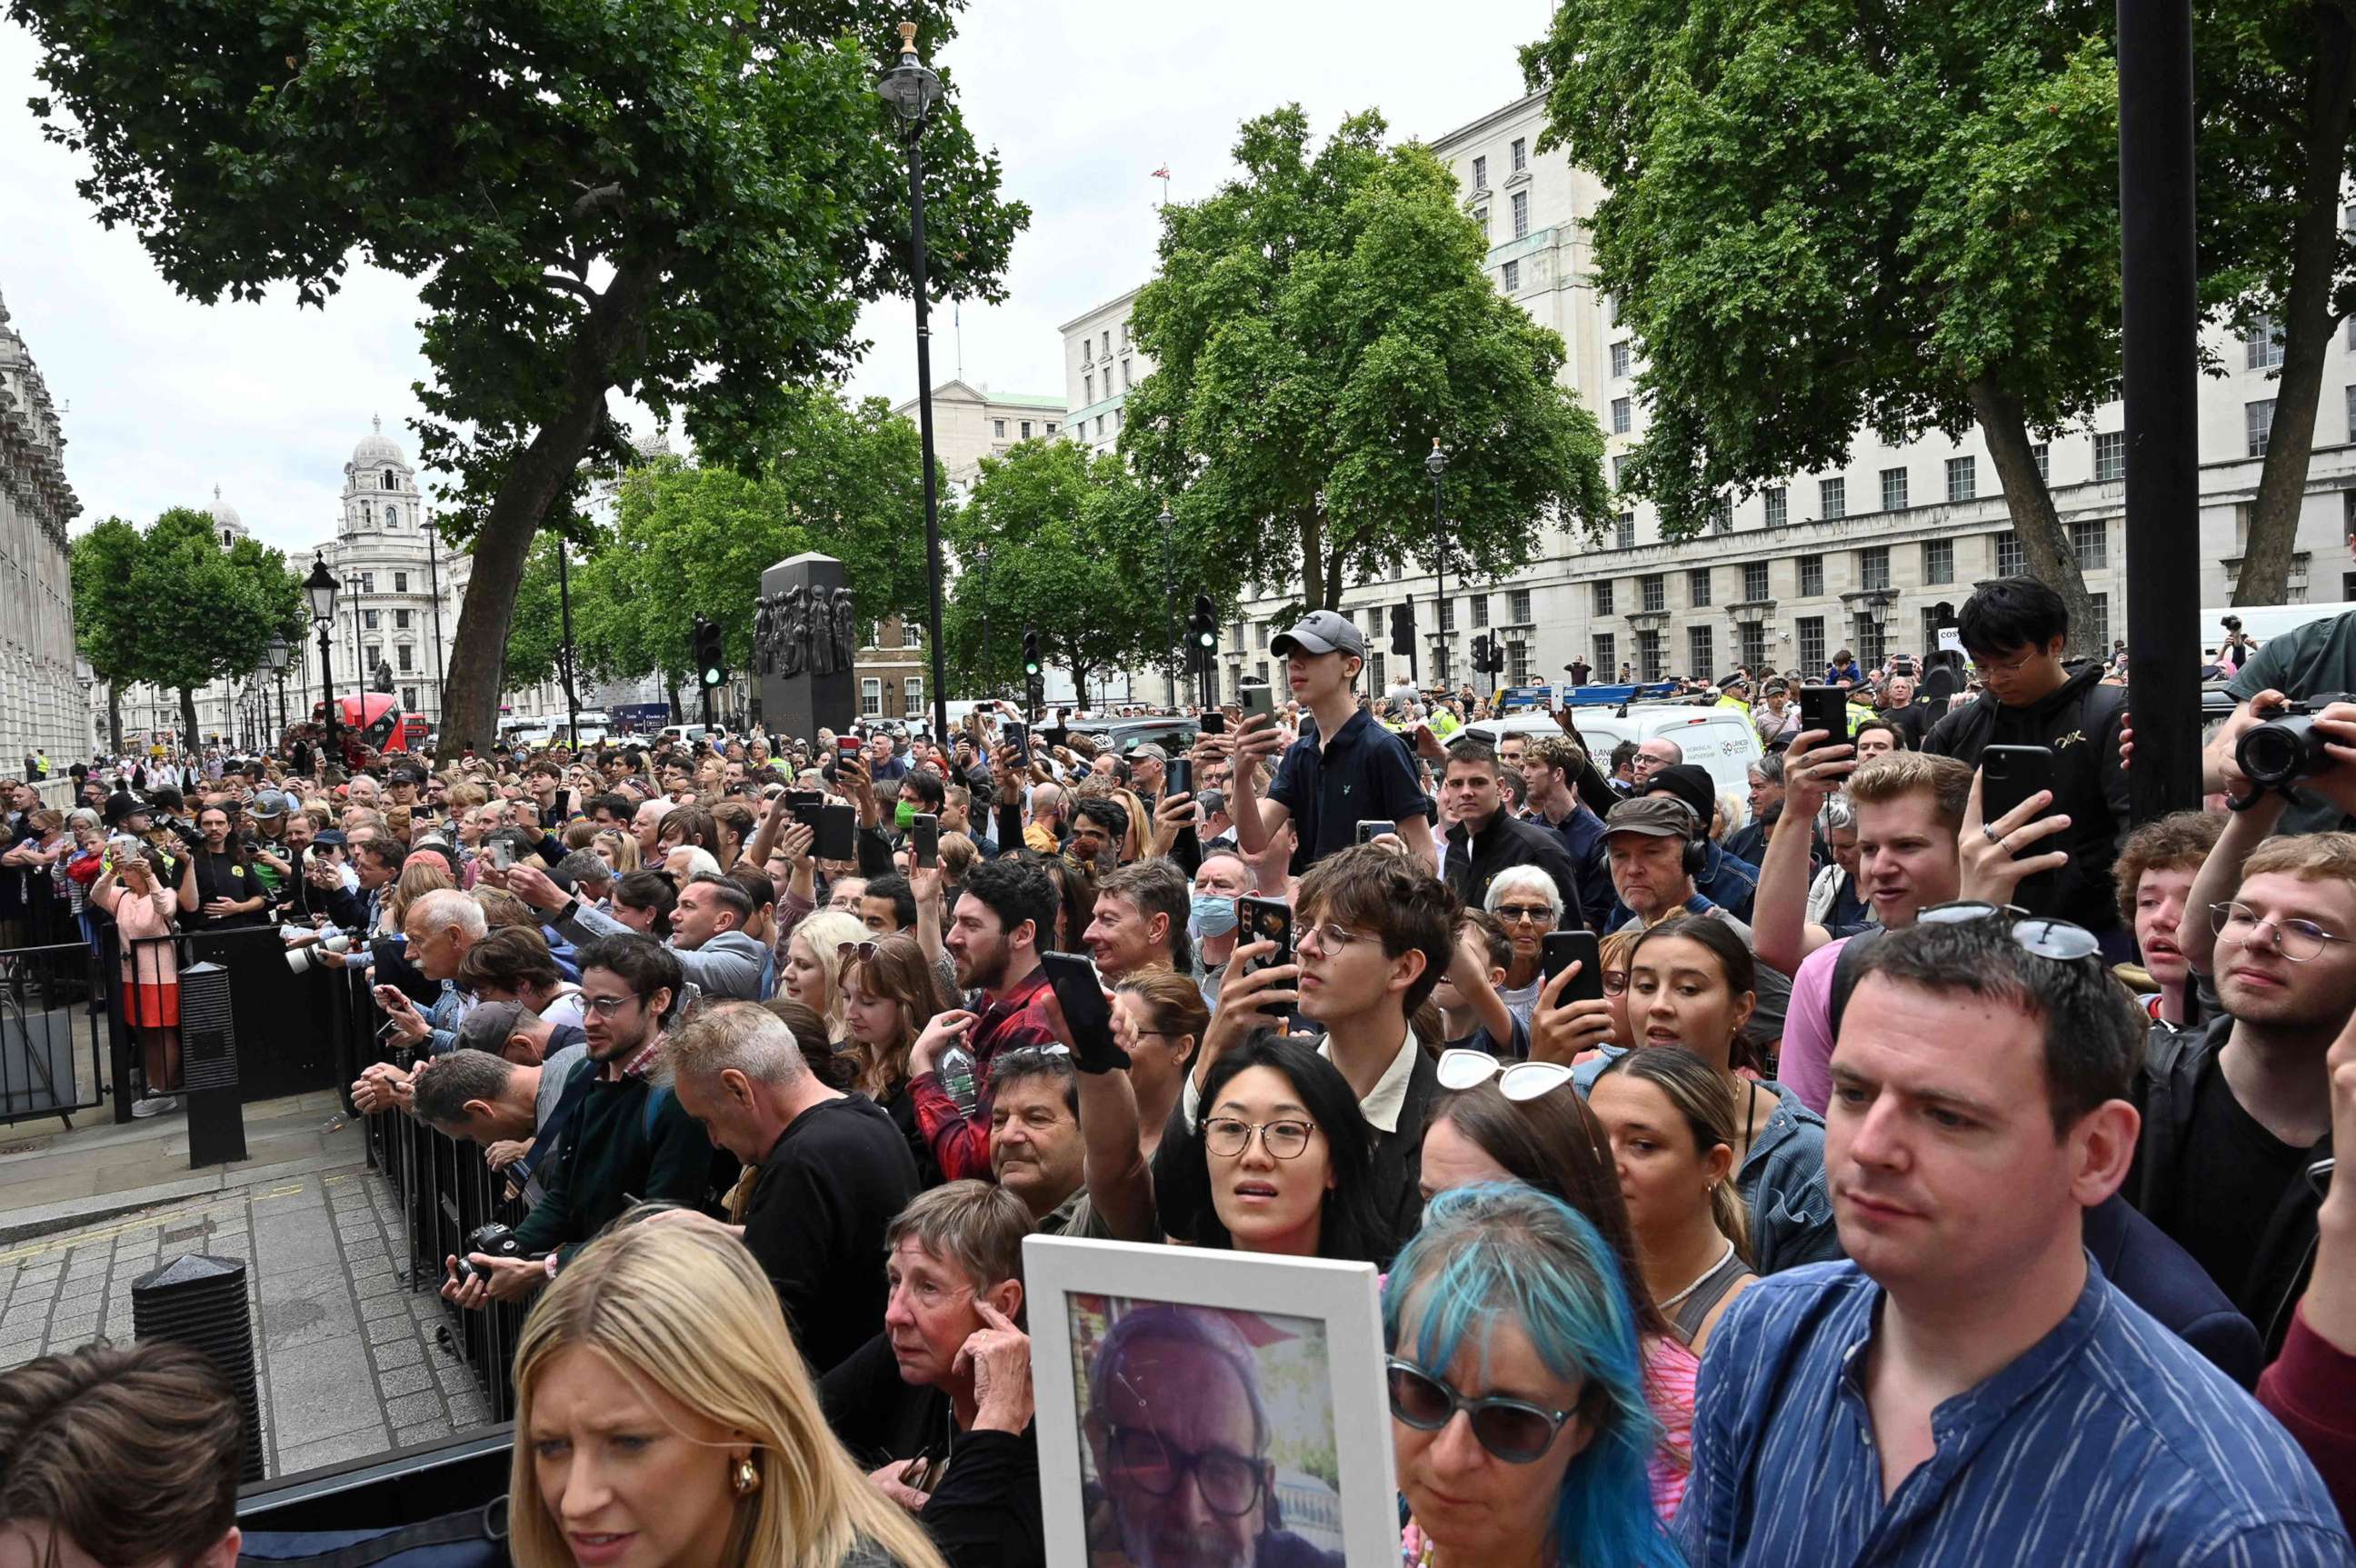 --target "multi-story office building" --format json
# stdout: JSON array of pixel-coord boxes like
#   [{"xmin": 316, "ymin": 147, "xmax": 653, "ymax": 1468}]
[
  {"xmin": 0, "ymin": 292, "xmax": 91, "ymax": 773},
  {"xmin": 1062, "ymin": 92, "xmax": 2356, "ymax": 695}
]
